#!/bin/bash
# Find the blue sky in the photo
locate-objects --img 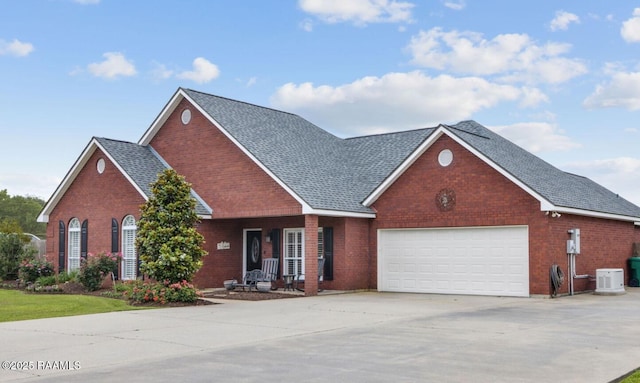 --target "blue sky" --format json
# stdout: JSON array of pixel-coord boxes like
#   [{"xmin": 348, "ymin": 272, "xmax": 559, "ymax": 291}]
[{"xmin": 1, "ymin": 0, "xmax": 640, "ymax": 206}]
